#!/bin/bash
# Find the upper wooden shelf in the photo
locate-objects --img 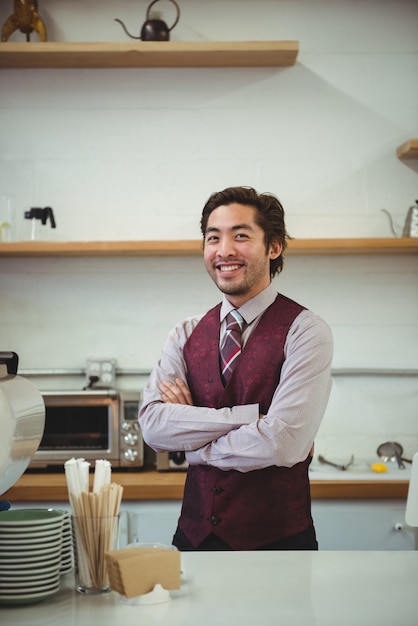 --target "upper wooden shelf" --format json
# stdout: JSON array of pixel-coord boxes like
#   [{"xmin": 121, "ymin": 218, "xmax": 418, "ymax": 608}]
[
  {"xmin": 397, "ymin": 139, "xmax": 418, "ymax": 160},
  {"xmin": 0, "ymin": 40, "xmax": 299, "ymax": 69},
  {"xmin": 1, "ymin": 238, "xmax": 417, "ymax": 258}
]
